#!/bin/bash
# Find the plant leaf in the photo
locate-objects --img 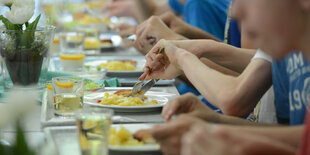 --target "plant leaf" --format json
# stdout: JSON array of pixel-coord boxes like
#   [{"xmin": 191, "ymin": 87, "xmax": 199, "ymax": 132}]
[
  {"xmin": 0, "ymin": 15, "xmax": 22, "ymax": 30},
  {"xmin": 12, "ymin": 122, "xmax": 35, "ymax": 155},
  {"xmin": 21, "ymin": 14, "xmax": 41, "ymax": 48},
  {"xmin": 26, "ymin": 14, "xmax": 41, "ymax": 31}
]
